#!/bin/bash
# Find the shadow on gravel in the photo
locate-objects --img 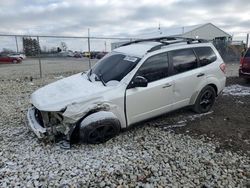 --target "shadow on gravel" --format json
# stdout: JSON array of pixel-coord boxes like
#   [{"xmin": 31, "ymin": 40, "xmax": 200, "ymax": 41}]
[{"xmin": 128, "ymin": 77, "xmax": 250, "ymax": 157}]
